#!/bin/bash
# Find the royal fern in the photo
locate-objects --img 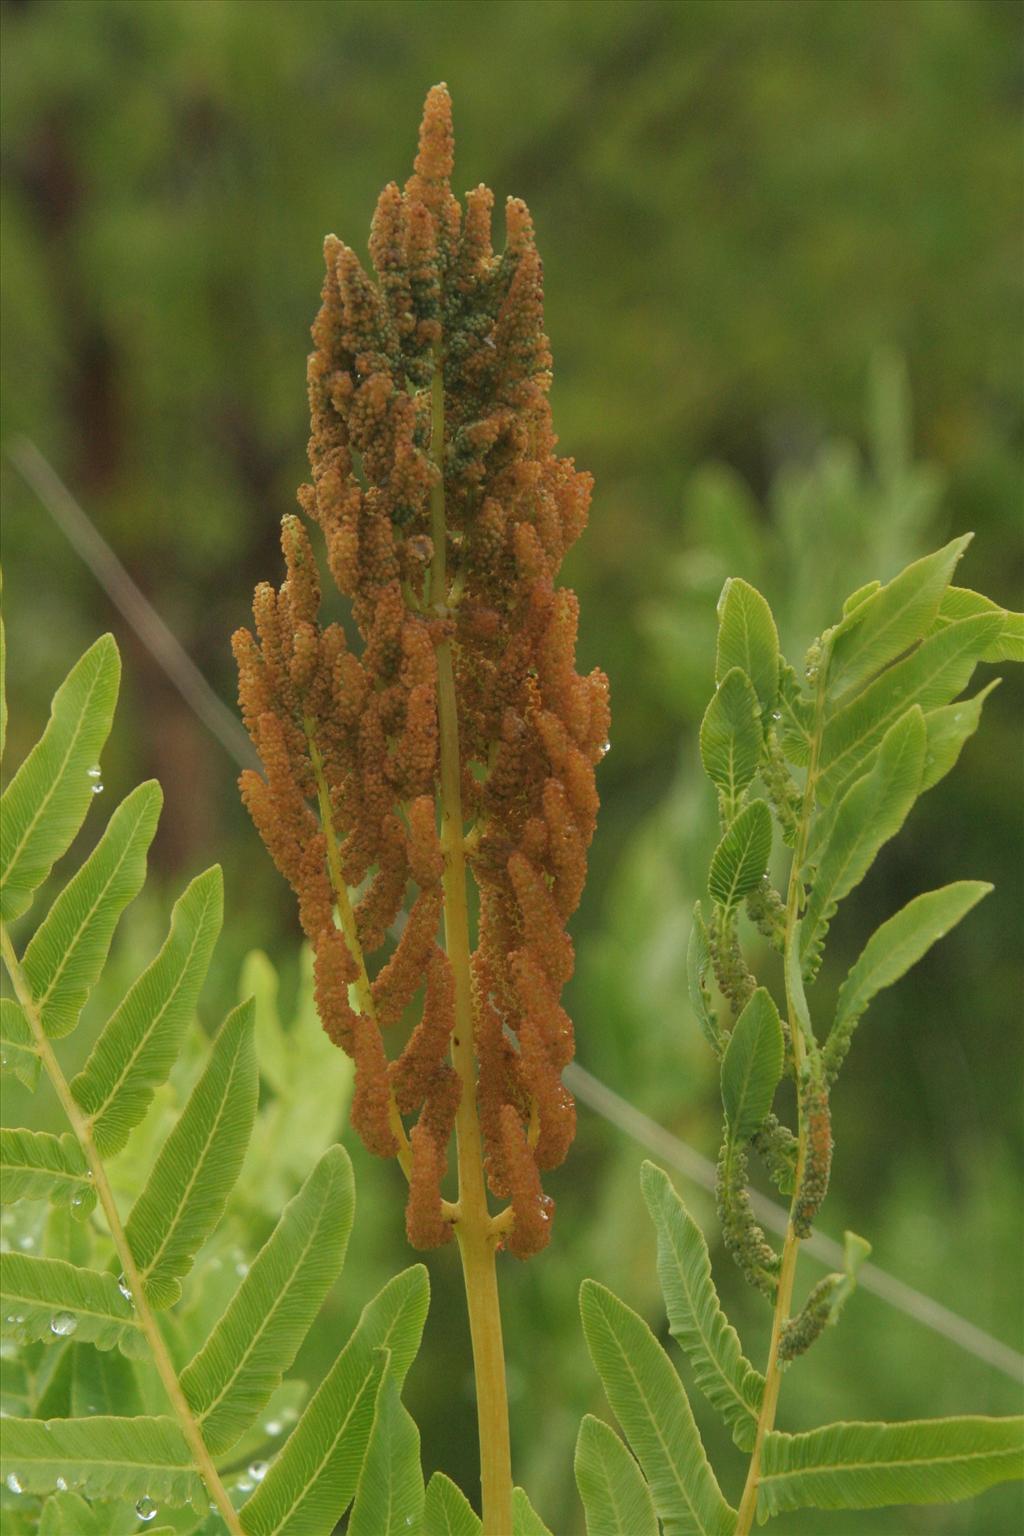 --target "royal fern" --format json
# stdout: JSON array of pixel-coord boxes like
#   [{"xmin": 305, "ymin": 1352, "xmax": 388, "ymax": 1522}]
[{"xmin": 576, "ymin": 542, "xmax": 1024, "ymax": 1533}]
